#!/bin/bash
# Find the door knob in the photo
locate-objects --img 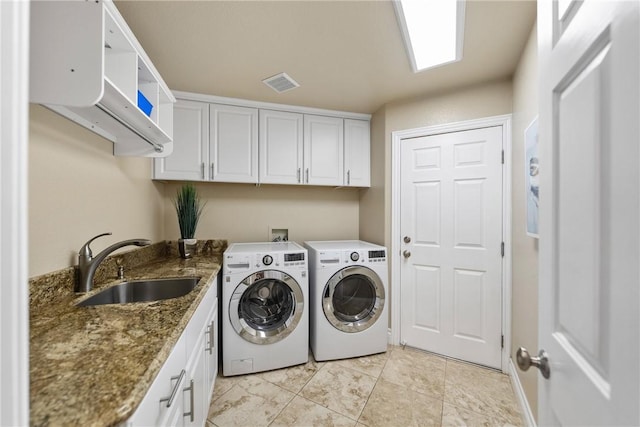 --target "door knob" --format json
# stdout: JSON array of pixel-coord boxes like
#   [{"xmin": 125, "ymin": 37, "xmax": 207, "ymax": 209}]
[
  {"xmin": 403, "ymin": 250, "xmax": 411, "ymax": 258},
  {"xmin": 516, "ymin": 347, "xmax": 550, "ymax": 379},
  {"xmin": 404, "ymin": 236, "xmax": 411, "ymax": 243}
]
